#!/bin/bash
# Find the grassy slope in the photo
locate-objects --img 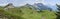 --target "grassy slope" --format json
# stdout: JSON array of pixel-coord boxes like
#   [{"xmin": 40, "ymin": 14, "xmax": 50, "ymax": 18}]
[
  {"xmin": 20, "ymin": 6, "xmax": 57, "ymax": 19},
  {"xmin": 0, "ymin": 6, "xmax": 57, "ymax": 19}
]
